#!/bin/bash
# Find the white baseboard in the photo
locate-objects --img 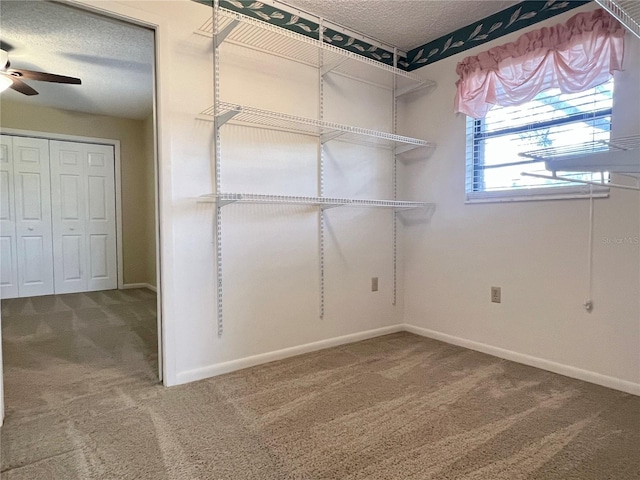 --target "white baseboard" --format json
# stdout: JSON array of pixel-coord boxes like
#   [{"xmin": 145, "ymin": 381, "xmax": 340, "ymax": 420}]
[
  {"xmin": 402, "ymin": 324, "xmax": 640, "ymax": 396},
  {"xmin": 175, "ymin": 325, "xmax": 404, "ymax": 385},
  {"xmin": 173, "ymin": 322, "xmax": 639, "ymax": 396},
  {"xmin": 121, "ymin": 283, "xmax": 157, "ymax": 292}
]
